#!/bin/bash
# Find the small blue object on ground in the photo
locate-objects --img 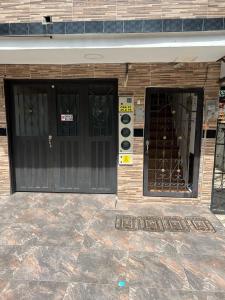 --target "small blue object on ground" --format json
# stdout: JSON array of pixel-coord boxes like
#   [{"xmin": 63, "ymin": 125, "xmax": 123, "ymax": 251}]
[{"xmin": 118, "ymin": 281, "xmax": 126, "ymax": 287}]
